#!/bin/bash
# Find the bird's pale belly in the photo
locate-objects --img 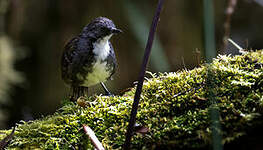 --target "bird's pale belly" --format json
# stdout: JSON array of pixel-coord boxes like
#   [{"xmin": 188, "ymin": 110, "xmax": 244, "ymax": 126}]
[{"xmin": 77, "ymin": 60, "xmax": 111, "ymax": 87}]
